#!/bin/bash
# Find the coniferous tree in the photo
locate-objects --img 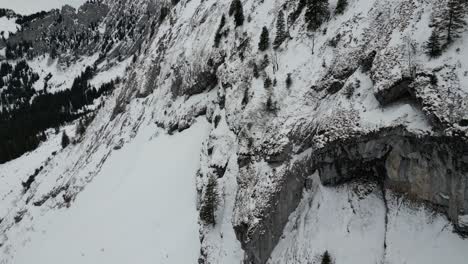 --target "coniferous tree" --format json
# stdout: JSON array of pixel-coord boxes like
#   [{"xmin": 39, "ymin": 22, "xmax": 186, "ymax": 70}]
[
  {"xmin": 258, "ymin": 26, "xmax": 270, "ymax": 51},
  {"xmin": 335, "ymin": 0, "xmax": 348, "ymax": 15},
  {"xmin": 228, "ymin": 0, "xmax": 237, "ymax": 16},
  {"xmin": 61, "ymin": 131, "xmax": 70, "ymax": 148},
  {"xmin": 5, "ymin": 44, "xmax": 14, "ymax": 60},
  {"xmin": 76, "ymin": 120, "xmax": 86, "ymax": 136},
  {"xmin": 286, "ymin": 73, "xmax": 292, "ymax": 88},
  {"xmin": 0, "ymin": 60, "xmax": 114, "ymax": 163},
  {"xmin": 289, "ymin": 0, "xmax": 307, "ymax": 24},
  {"xmin": 446, "ymin": 0, "xmax": 467, "ymax": 44},
  {"xmin": 266, "ymin": 95, "xmax": 276, "ymax": 112},
  {"xmin": 321, "ymin": 250, "xmax": 332, "ymax": 264},
  {"xmin": 253, "ymin": 63, "xmax": 259, "ymax": 78},
  {"xmin": 273, "ymin": 10, "xmax": 287, "ymax": 49},
  {"xmin": 200, "ymin": 176, "xmax": 218, "ymax": 225},
  {"xmin": 435, "ymin": 0, "xmax": 467, "ymax": 45},
  {"xmin": 260, "ymin": 54, "xmax": 270, "ymax": 70},
  {"xmin": 305, "ymin": 0, "xmax": 330, "ymax": 31},
  {"xmin": 229, "ymin": 0, "xmax": 244, "ymax": 27},
  {"xmin": 264, "ymin": 77, "xmax": 272, "ymax": 88},
  {"xmin": 425, "ymin": 29, "xmax": 442, "ymax": 57},
  {"xmin": 234, "ymin": 2, "xmax": 244, "ymax": 27}
]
